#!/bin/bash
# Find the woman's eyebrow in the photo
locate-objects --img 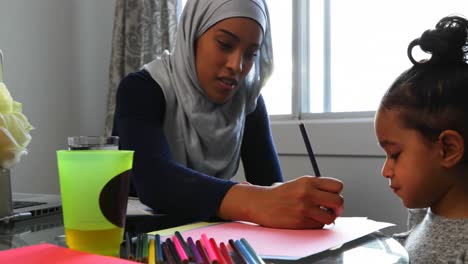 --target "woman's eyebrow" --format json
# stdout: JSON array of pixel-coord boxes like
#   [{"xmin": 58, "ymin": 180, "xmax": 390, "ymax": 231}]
[
  {"xmin": 217, "ymin": 29, "xmax": 240, "ymax": 41},
  {"xmin": 216, "ymin": 29, "xmax": 261, "ymax": 48}
]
